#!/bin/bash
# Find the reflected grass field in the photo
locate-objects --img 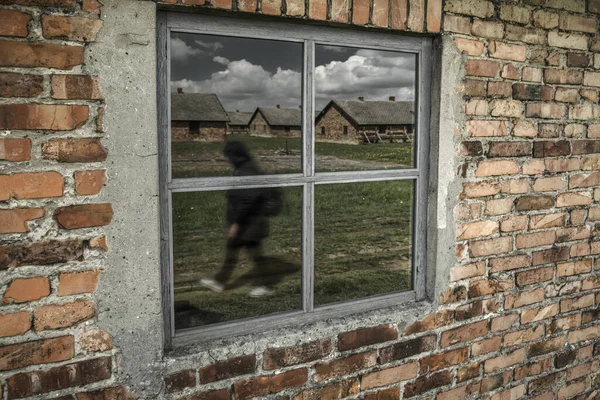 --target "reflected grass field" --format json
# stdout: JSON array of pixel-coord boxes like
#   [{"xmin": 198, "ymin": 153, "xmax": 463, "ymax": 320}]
[{"xmin": 172, "ymin": 136, "xmax": 414, "ymax": 329}]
